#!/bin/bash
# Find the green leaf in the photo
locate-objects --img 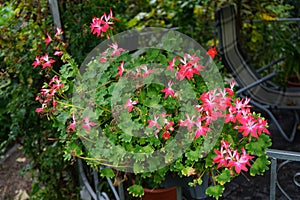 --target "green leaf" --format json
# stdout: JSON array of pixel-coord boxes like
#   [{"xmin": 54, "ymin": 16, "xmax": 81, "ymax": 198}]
[
  {"xmin": 250, "ymin": 155, "xmax": 271, "ymax": 176},
  {"xmin": 215, "ymin": 169, "xmax": 232, "ymax": 185},
  {"xmin": 127, "ymin": 18, "xmax": 138, "ymax": 28},
  {"xmin": 59, "ymin": 63, "xmax": 76, "ymax": 80},
  {"xmin": 100, "ymin": 168, "xmax": 115, "ymax": 179},
  {"xmin": 181, "ymin": 166, "xmax": 195, "ymax": 176},
  {"xmin": 148, "ymin": 156, "xmax": 162, "ymax": 172},
  {"xmin": 127, "ymin": 184, "xmax": 144, "ymax": 197},
  {"xmin": 245, "ymin": 134, "xmax": 272, "ymax": 156},
  {"xmin": 185, "ymin": 149, "xmax": 200, "ymax": 162},
  {"xmin": 133, "ymin": 162, "xmax": 144, "ymax": 173},
  {"xmin": 66, "ymin": 141, "xmax": 83, "ymax": 156},
  {"xmin": 206, "ymin": 185, "xmax": 225, "ymax": 199},
  {"xmin": 118, "ymin": 133, "xmax": 132, "ymax": 143}
]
